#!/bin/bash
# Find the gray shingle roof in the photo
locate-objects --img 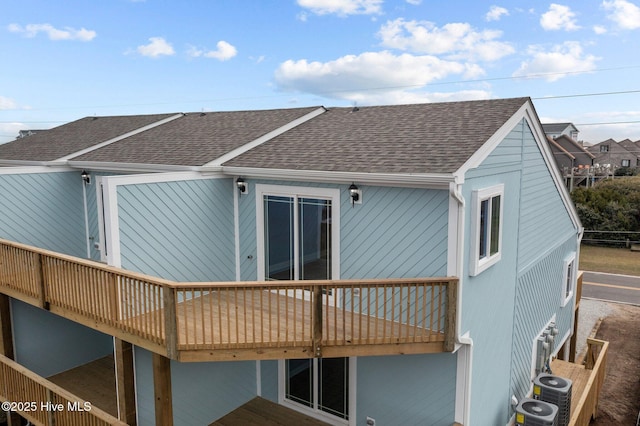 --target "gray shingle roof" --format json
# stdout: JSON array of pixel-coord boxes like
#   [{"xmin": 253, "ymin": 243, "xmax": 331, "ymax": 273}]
[
  {"xmin": 71, "ymin": 107, "xmax": 321, "ymax": 166},
  {"xmin": 223, "ymin": 98, "xmax": 529, "ymax": 174},
  {"xmin": 0, "ymin": 114, "xmax": 177, "ymax": 162}
]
